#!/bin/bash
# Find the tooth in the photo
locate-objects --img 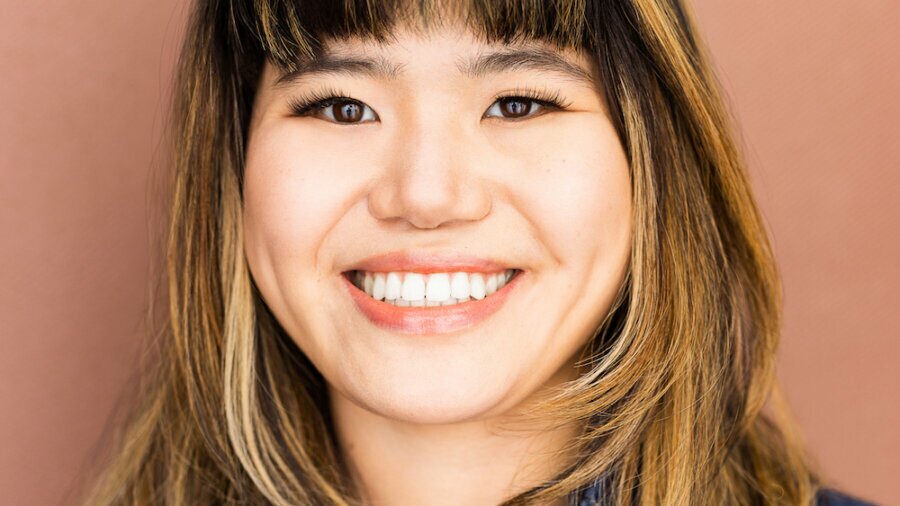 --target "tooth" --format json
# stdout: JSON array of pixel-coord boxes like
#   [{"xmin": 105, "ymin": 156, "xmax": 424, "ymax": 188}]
[
  {"xmin": 358, "ymin": 269, "xmax": 515, "ymax": 303},
  {"xmin": 401, "ymin": 272, "xmax": 425, "ymax": 301},
  {"xmin": 364, "ymin": 272, "xmax": 374, "ymax": 295},
  {"xmin": 485, "ymin": 274, "xmax": 498, "ymax": 296},
  {"xmin": 372, "ymin": 273, "xmax": 386, "ymax": 300},
  {"xmin": 425, "ymin": 273, "xmax": 451, "ymax": 301},
  {"xmin": 395, "ymin": 299, "xmax": 410, "ymax": 307},
  {"xmin": 495, "ymin": 271, "xmax": 508, "ymax": 289},
  {"xmin": 385, "ymin": 272, "xmax": 402, "ymax": 300},
  {"xmin": 450, "ymin": 272, "xmax": 469, "ymax": 299},
  {"xmin": 468, "ymin": 274, "xmax": 486, "ymax": 300},
  {"xmin": 441, "ymin": 297, "xmax": 458, "ymax": 306}
]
